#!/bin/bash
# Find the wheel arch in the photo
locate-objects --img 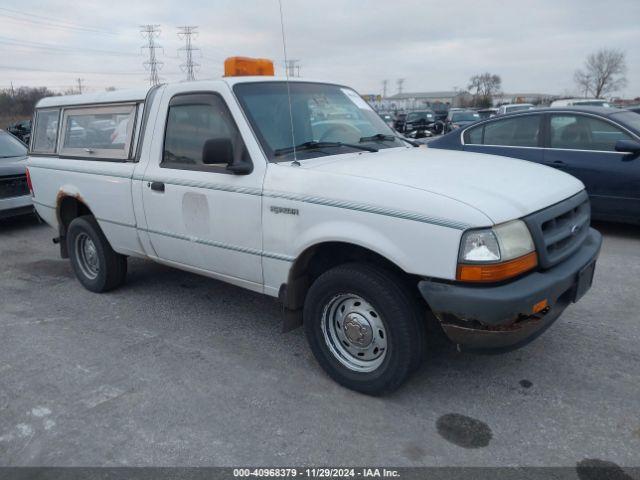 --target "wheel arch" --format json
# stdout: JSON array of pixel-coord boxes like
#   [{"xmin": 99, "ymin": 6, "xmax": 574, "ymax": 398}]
[
  {"xmin": 56, "ymin": 190, "xmax": 94, "ymax": 258},
  {"xmin": 281, "ymin": 240, "xmax": 422, "ymax": 312}
]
